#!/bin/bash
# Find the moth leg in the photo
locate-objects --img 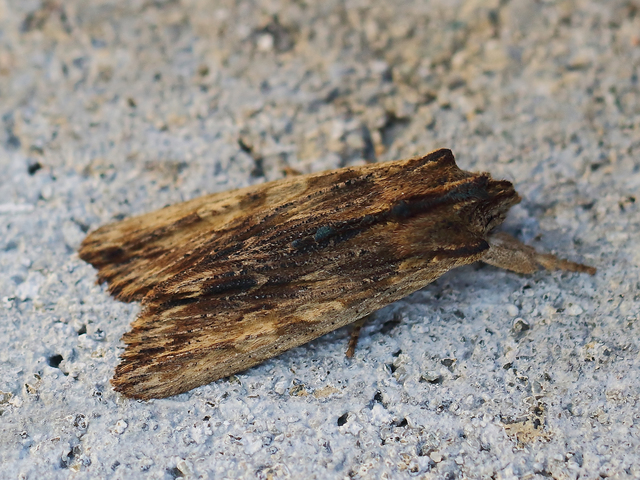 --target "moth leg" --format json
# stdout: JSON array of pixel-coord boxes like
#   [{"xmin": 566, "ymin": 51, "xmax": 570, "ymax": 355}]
[
  {"xmin": 346, "ymin": 316, "xmax": 370, "ymax": 358},
  {"xmin": 482, "ymin": 232, "xmax": 596, "ymax": 275},
  {"xmin": 282, "ymin": 166, "xmax": 302, "ymax": 177}
]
